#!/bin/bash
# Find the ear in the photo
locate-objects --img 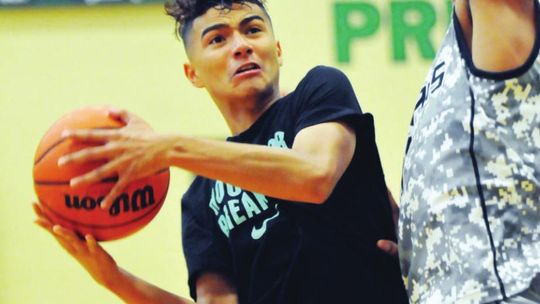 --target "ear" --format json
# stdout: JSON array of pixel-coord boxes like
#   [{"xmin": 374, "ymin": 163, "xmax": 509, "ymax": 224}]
[
  {"xmin": 276, "ymin": 41, "xmax": 283, "ymax": 66},
  {"xmin": 184, "ymin": 63, "xmax": 205, "ymax": 88}
]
